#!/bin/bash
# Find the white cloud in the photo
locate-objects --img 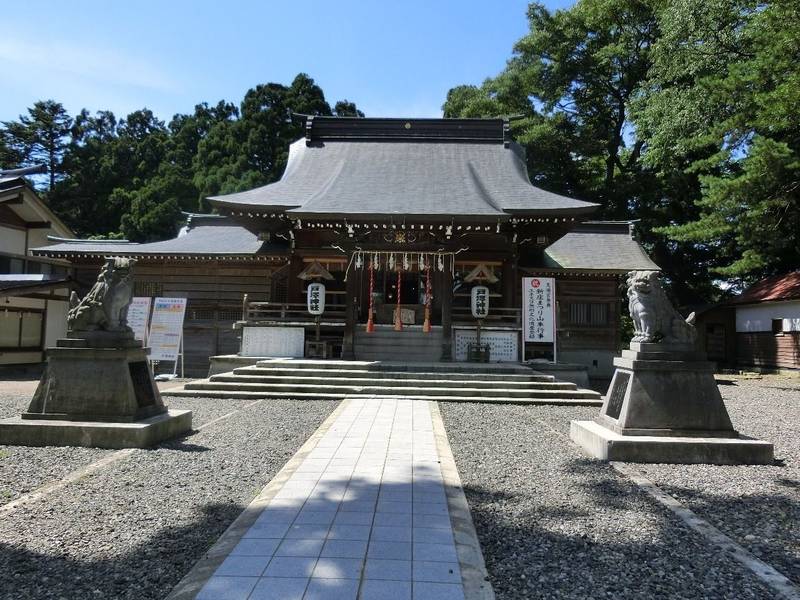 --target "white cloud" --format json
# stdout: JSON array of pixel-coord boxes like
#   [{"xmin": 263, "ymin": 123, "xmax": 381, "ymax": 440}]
[{"xmin": 0, "ymin": 35, "xmax": 177, "ymax": 93}]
